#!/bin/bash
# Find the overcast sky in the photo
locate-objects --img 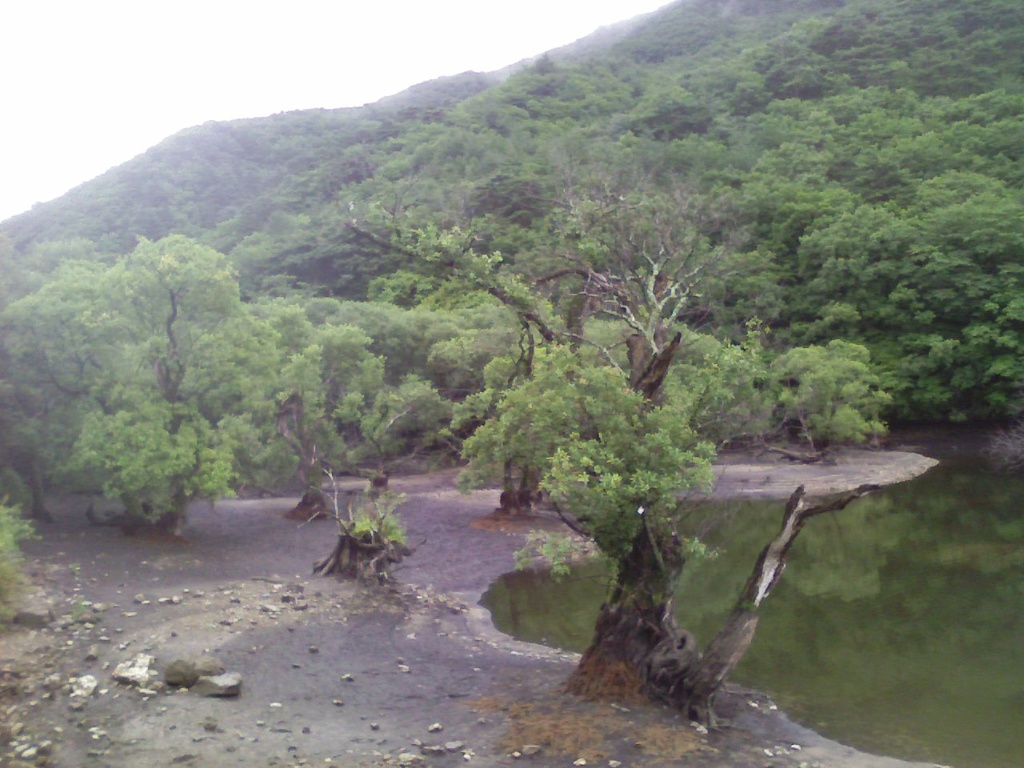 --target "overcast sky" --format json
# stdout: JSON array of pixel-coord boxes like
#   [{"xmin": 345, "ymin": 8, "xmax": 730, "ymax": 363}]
[{"xmin": 0, "ymin": 0, "xmax": 672, "ymax": 223}]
